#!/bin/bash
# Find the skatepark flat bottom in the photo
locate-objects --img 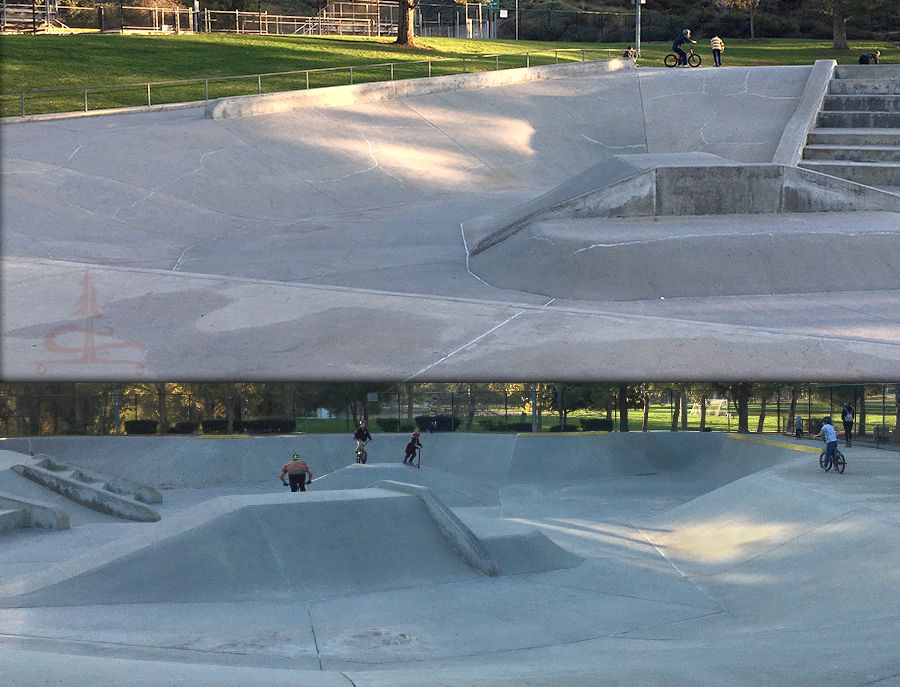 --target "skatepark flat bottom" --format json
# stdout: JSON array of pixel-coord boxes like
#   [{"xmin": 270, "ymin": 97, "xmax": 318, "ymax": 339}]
[{"xmin": 0, "ymin": 432, "xmax": 897, "ymax": 686}]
